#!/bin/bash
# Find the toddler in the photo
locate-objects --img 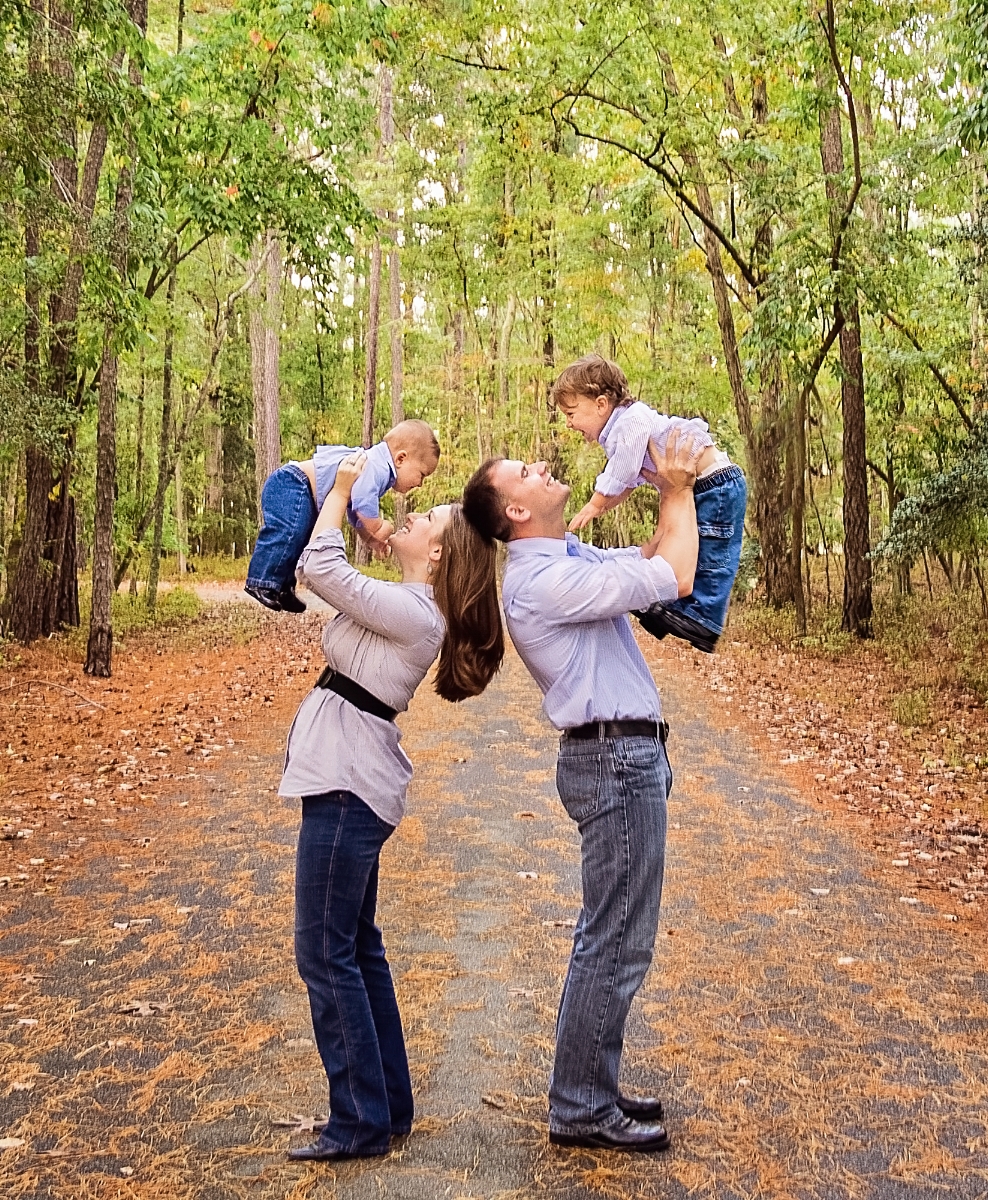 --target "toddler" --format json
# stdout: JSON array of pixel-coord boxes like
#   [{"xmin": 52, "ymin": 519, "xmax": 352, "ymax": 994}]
[
  {"xmin": 554, "ymin": 355, "xmax": 746, "ymax": 653},
  {"xmin": 245, "ymin": 419, "xmax": 440, "ymax": 612}
]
